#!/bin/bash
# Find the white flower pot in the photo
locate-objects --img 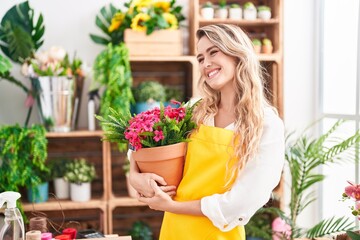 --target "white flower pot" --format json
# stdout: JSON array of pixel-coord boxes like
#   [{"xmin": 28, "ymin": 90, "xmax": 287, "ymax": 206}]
[
  {"xmin": 215, "ymin": 8, "xmax": 228, "ymax": 19},
  {"xmin": 54, "ymin": 177, "xmax": 70, "ymax": 199},
  {"xmin": 70, "ymin": 182, "xmax": 91, "ymax": 202},
  {"xmin": 243, "ymin": 8, "xmax": 257, "ymax": 20},
  {"xmin": 258, "ymin": 10, "xmax": 271, "ymax": 20},
  {"xmin": 229, "ymin": 8, "xmax": 242, "ymax": 20},
  {"xmin": 201, "ymin": 8, "xmax": 214, "ymax": 20}
]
